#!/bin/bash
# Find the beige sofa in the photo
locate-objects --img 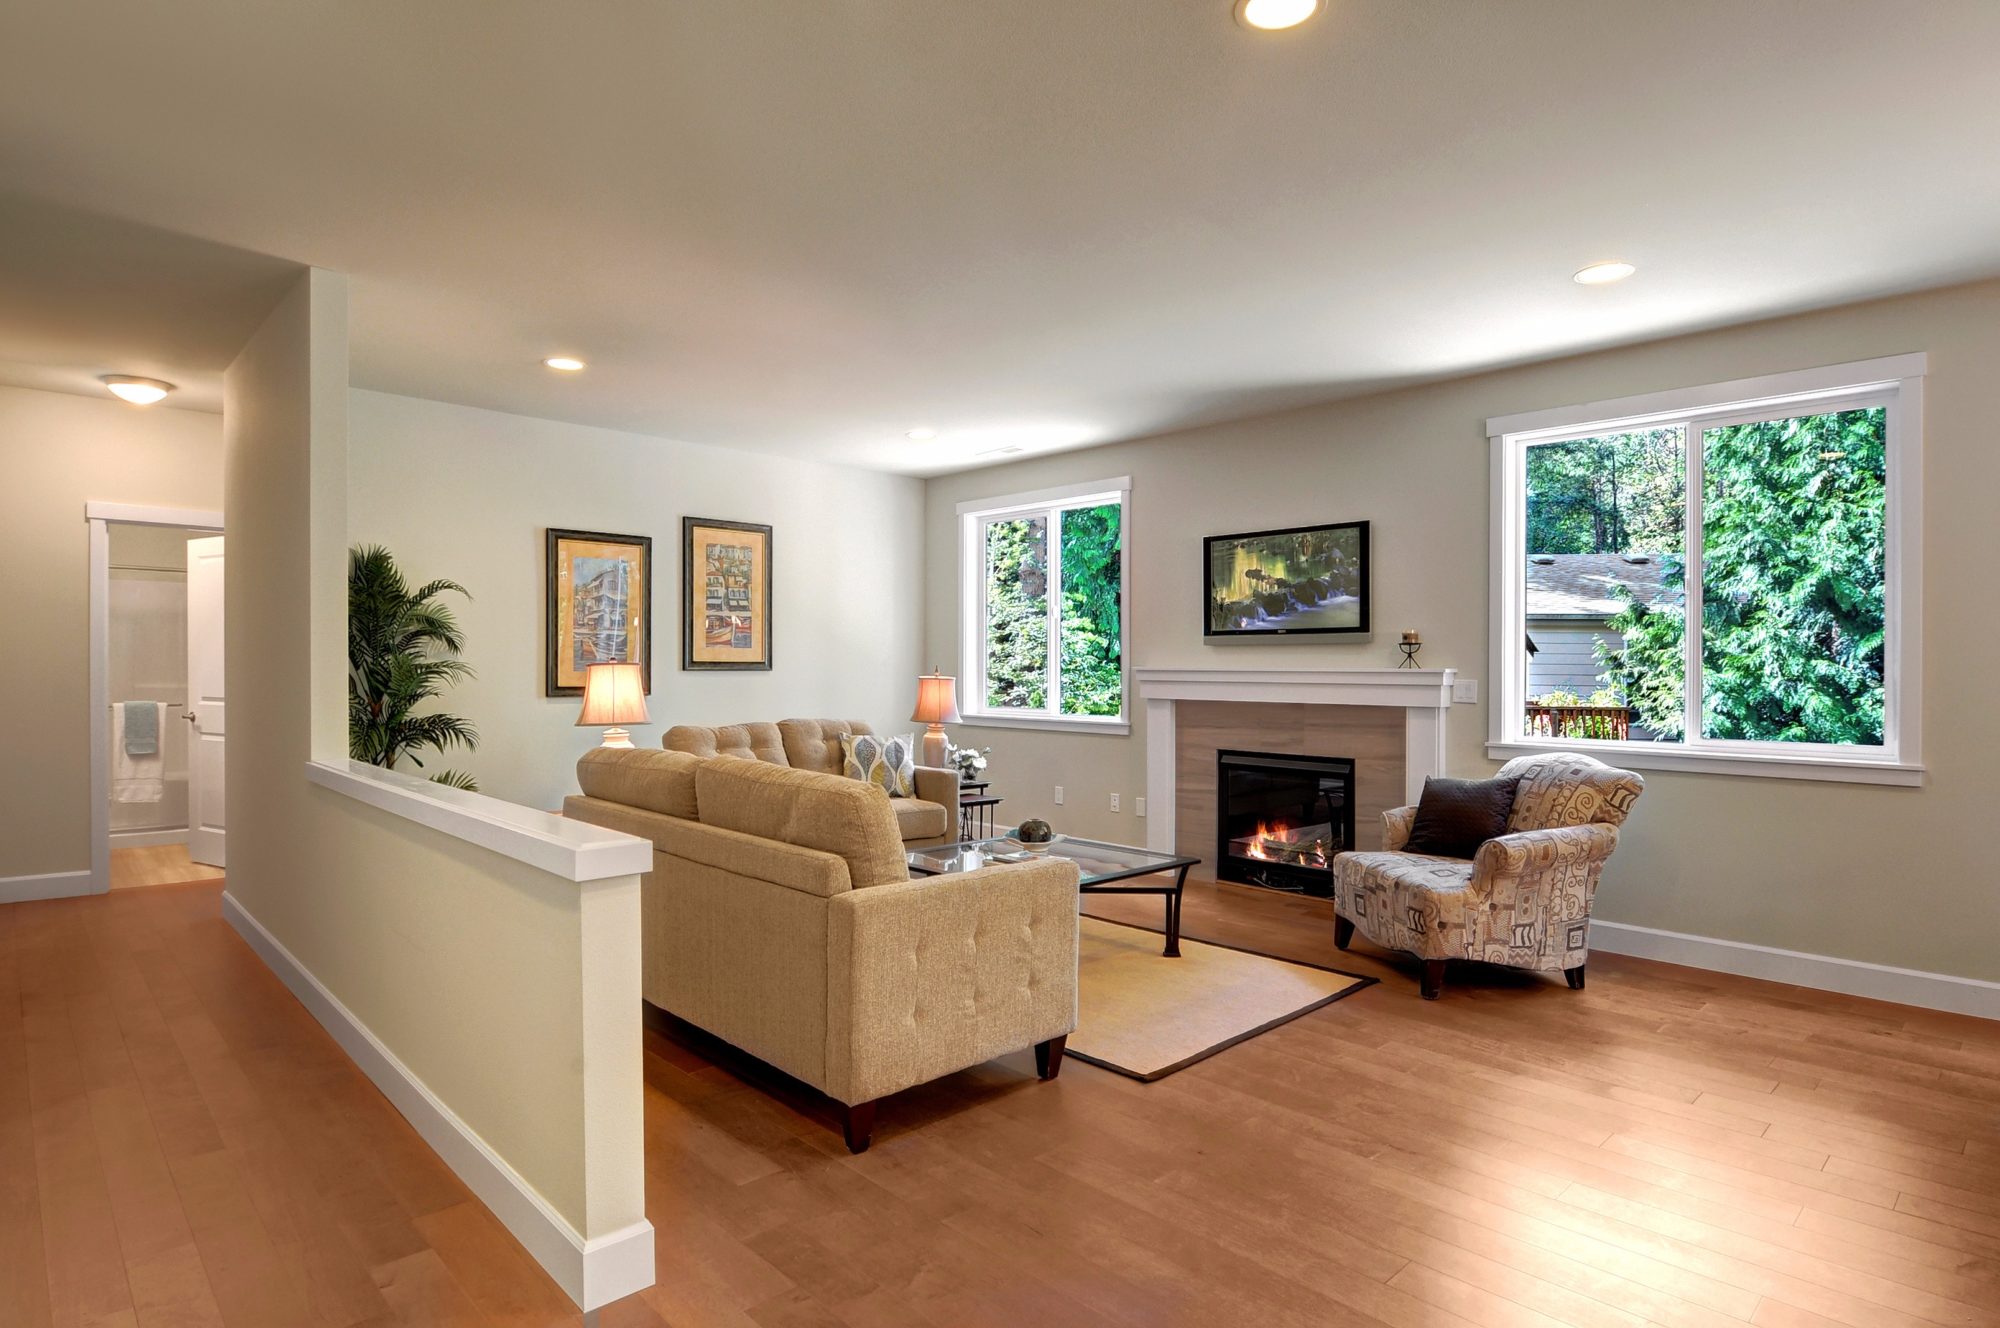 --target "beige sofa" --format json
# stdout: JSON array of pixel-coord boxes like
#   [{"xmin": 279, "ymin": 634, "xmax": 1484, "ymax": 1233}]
[
  {"xmin": 664, "ymin": 718, "xmax": 960, "ymax": 848},
  {"xmin": 563, "ymin": 746, "xmax": 1079, "ymax": 1152}
]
